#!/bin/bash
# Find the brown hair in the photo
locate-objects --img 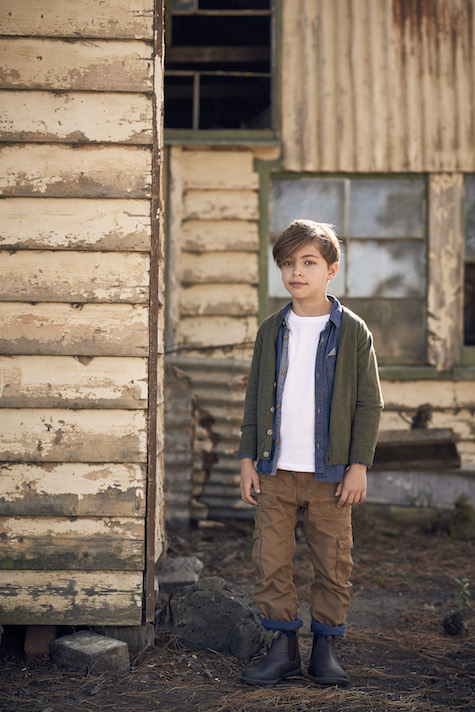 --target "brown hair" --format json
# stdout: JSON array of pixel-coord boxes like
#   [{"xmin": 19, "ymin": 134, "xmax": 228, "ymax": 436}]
[{"xmin": 272, "ymin": 220, "xmax": 341, "ymax": 267}]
